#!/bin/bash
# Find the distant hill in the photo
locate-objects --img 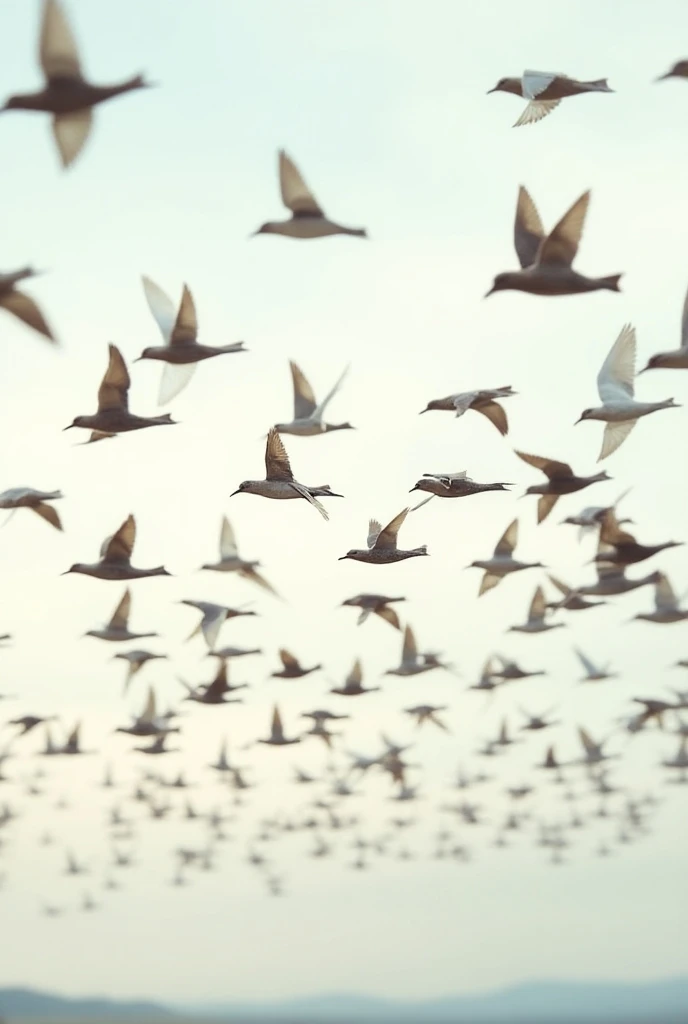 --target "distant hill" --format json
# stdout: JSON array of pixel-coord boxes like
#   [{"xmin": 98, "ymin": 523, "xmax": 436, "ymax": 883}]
[{"xmin": 2, "ymin": 977, "xmax": 687, "ymax": 1022}]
